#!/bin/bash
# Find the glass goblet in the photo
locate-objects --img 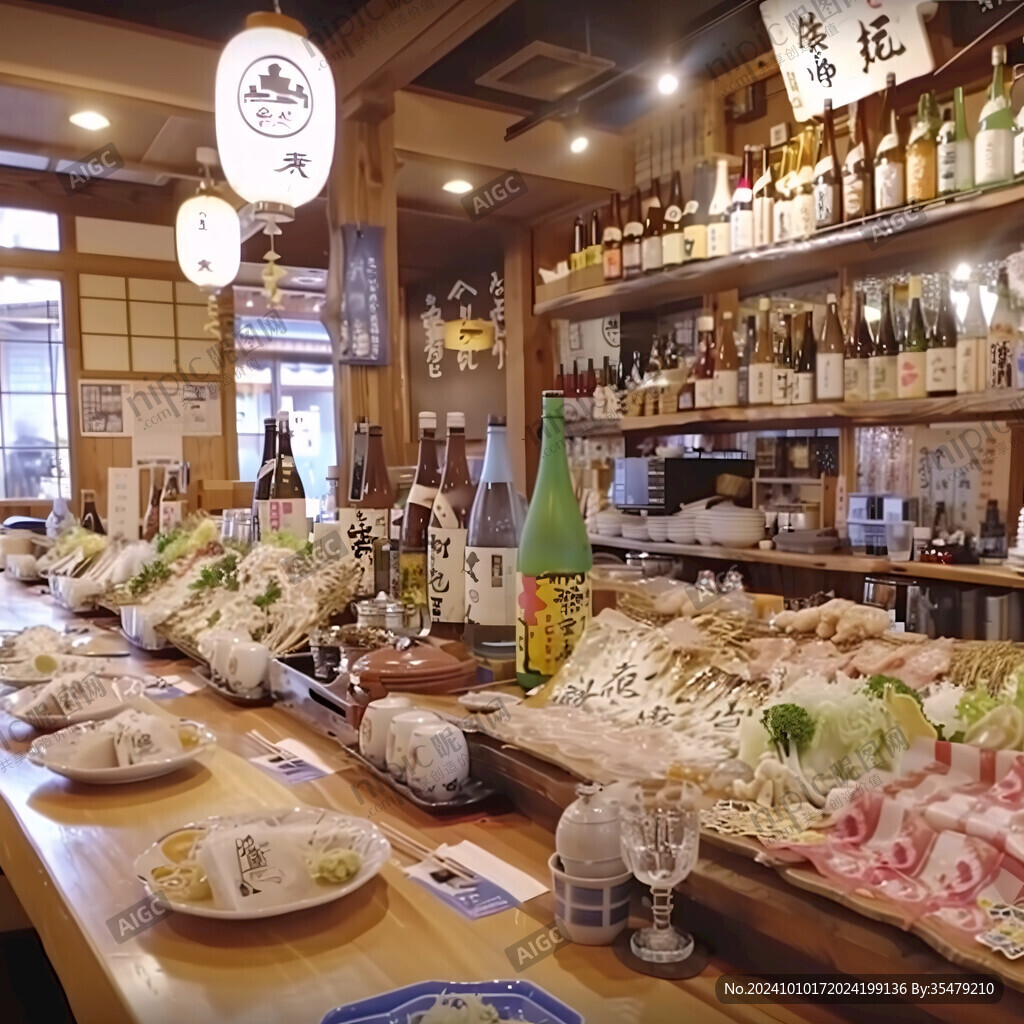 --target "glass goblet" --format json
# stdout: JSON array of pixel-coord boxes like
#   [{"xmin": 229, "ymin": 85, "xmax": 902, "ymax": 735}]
[{"xmin": 619, "ymin": 780, "xmax": 701, "ymax": 964}]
